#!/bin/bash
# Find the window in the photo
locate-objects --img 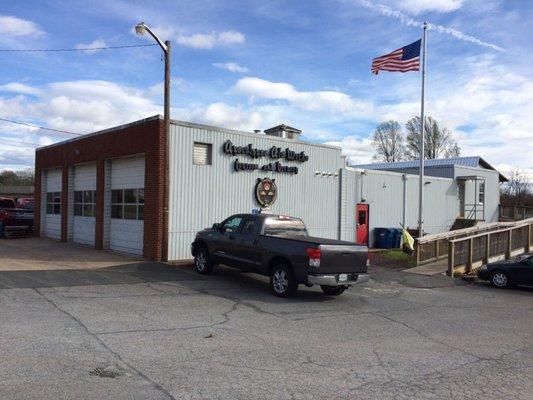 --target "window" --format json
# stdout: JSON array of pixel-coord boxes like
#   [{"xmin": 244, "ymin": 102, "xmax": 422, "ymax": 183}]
[
  {"xmin": 74, "ymin": 190, "xmax": 96, "ymax": 217},
  {"xmin": 358, "ymin": 211, "xmax": 367, "ymax": 226},
  {"xmin": 193, "ymin": 142, "xmax": 212, "ymax": 165},
  {"xmin": 111, "ymin": 188, "xmax": 144, "ymax": 220},
  {"xmin": 478, "ymin": 182, "xmax": 485, "ymax": 204},
  {"xmin": 46, "ymin": 192, "xmax": 61, "ymax": 215},
  {"xmin": 241, "ymin": 219, "xmax": 257, "ymax": 235},
  {"xmin": 264, "ymin": 217, "xmax": 308, "ymax": 237},
  {"xmin": 221, "ymin": 217, "xmax": 243, "ymax": 233}
]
